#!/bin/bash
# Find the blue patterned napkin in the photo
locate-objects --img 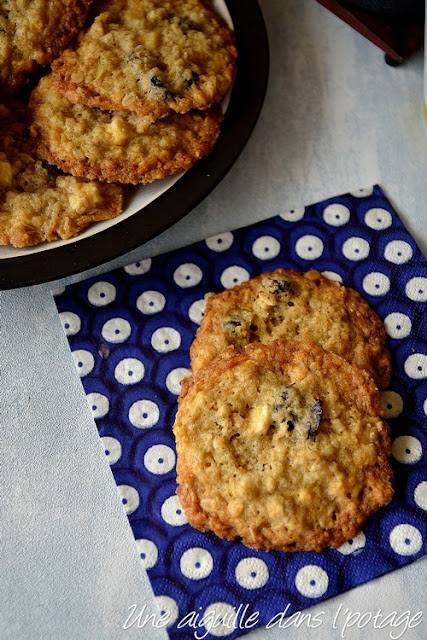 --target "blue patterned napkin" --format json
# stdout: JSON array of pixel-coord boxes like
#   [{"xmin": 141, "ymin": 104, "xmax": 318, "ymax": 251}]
[{"xmin": 53, "ymin": 185, "xmax": 426, "ymax": 640}]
